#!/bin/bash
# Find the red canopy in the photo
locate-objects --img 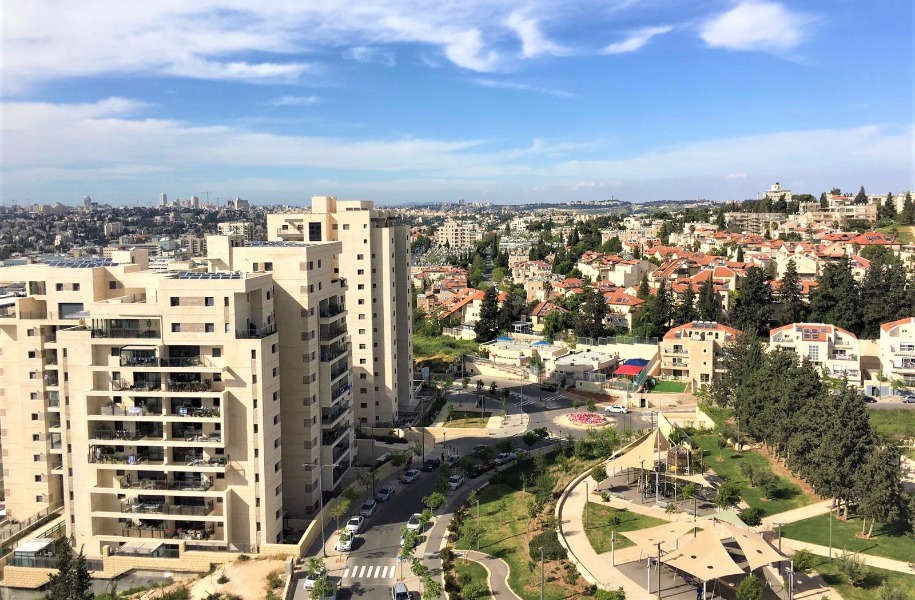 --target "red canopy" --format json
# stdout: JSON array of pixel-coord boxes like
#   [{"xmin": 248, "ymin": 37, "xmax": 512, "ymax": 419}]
[{"xmin": 614, "ymin": 364, "xmax": 643, "ymax": 376}]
